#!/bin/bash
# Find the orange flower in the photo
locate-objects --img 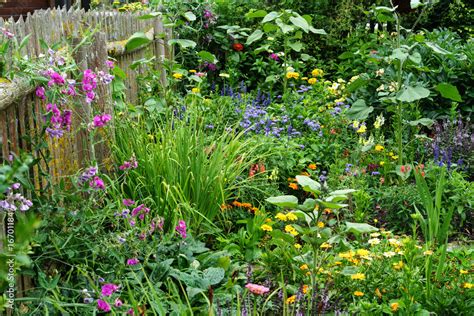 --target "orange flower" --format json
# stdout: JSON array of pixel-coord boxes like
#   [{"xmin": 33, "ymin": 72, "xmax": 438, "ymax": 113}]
[
  {"xmin": 354, "ymin": 291, "xmax": 364, "ymax": 297},
  {"xmin": 286, "ymin": 295, "xmax": 296, "ymax": 304},
  {"xmin": 308, "ymin": 163, "xmax": 317, "ymax": 170},
  {"xmin": 289, "ymin": 183, "xmax": 298, "ymax": 190},
  {"xmin": 302, "ymin": 284, "xmax": 309, "ymax": 294},
  {"xmin": 232, "ymin": 201, "xmax": 242, "ymax": 207}
]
